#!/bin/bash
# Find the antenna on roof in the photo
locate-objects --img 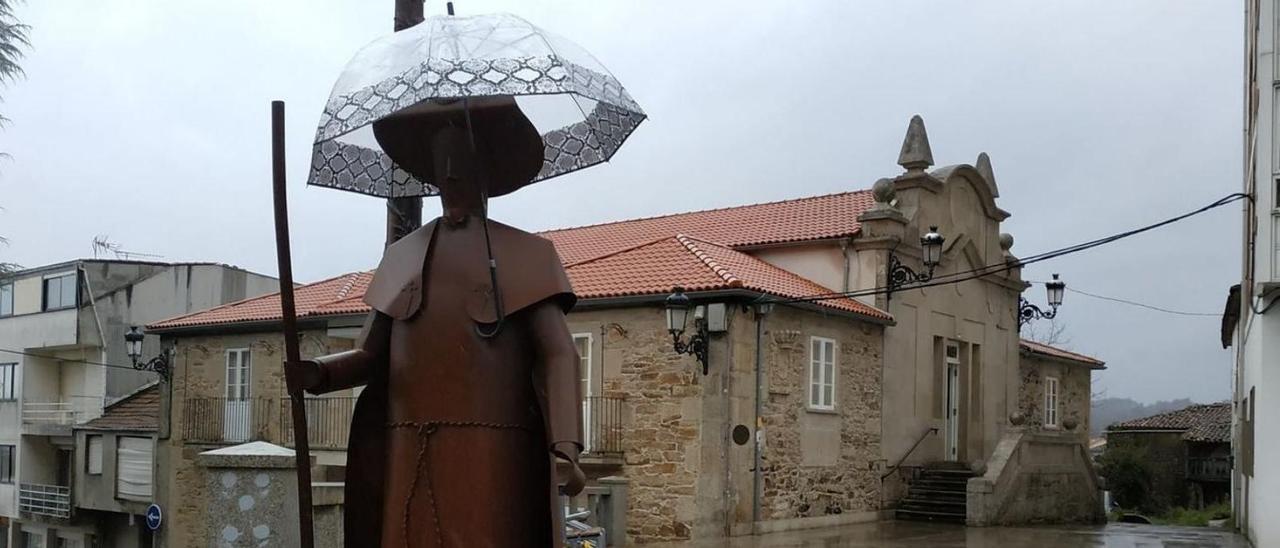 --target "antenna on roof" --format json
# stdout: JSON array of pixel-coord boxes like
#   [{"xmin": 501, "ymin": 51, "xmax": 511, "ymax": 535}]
[{"xmin": 92, "ymin": 235, "xmax": 163, "ymax": 260}]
